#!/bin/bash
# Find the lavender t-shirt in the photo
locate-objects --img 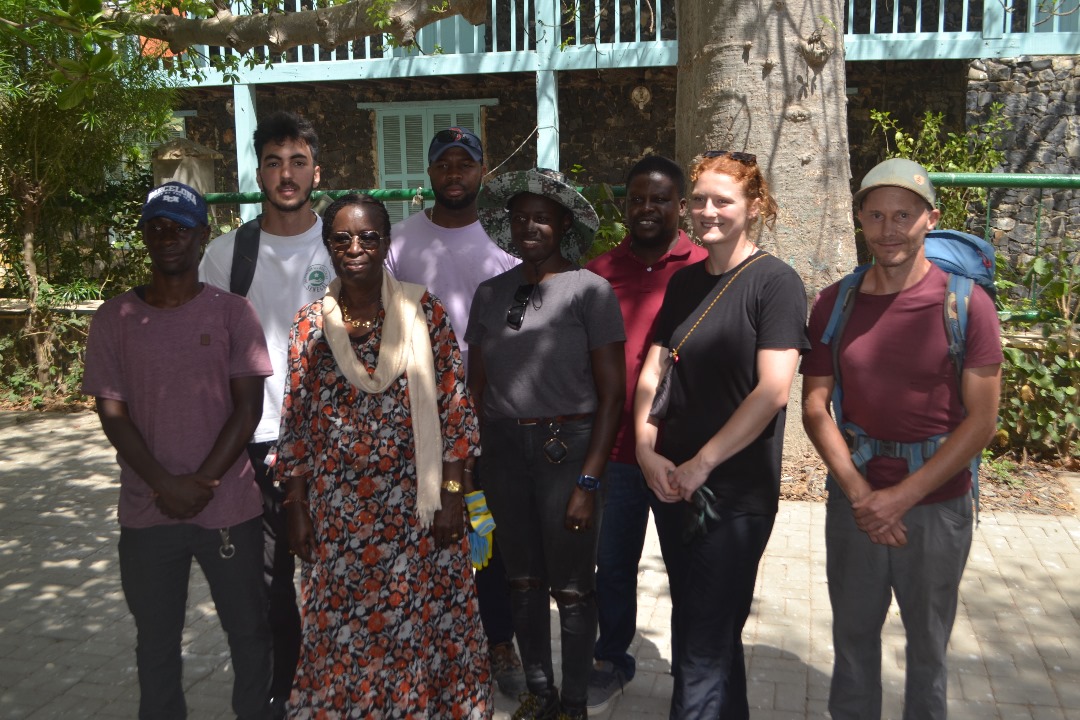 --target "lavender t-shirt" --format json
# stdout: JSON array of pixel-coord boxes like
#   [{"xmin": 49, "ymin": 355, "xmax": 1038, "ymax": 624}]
[{"xmin": 83, "ymin": 285, "xmax": 272, "ymax": 529}]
